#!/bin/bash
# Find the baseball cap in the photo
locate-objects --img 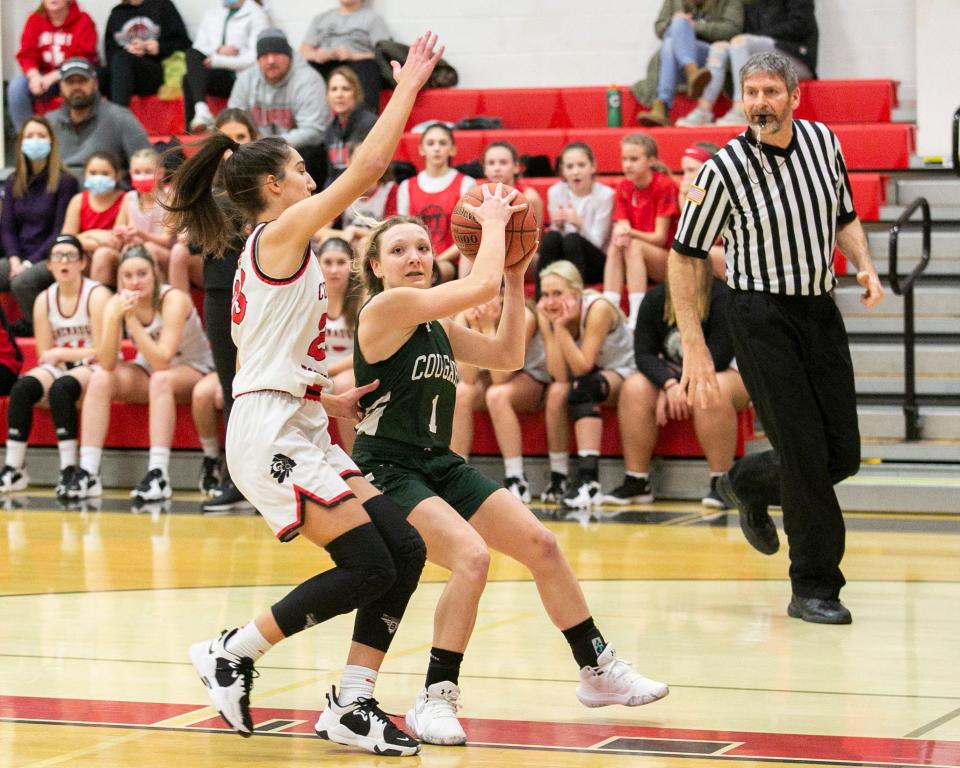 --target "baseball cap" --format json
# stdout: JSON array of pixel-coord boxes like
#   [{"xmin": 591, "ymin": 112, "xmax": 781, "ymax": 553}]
[
  {"xmin": 60, "ymin": 57, "xmax": 97, "ymax": 80},
  {"xmin": 256, "ymin": 28, "xmax": 293, "ymax": 58}
]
